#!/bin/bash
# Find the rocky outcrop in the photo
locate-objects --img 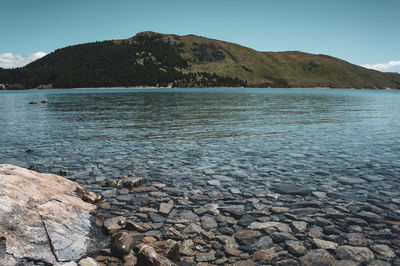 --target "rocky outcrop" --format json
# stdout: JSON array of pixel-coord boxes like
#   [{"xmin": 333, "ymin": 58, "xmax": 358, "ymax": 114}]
[{"xmin": 0, "ymin": 164, "xmax": 97, "ymax": 265}]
